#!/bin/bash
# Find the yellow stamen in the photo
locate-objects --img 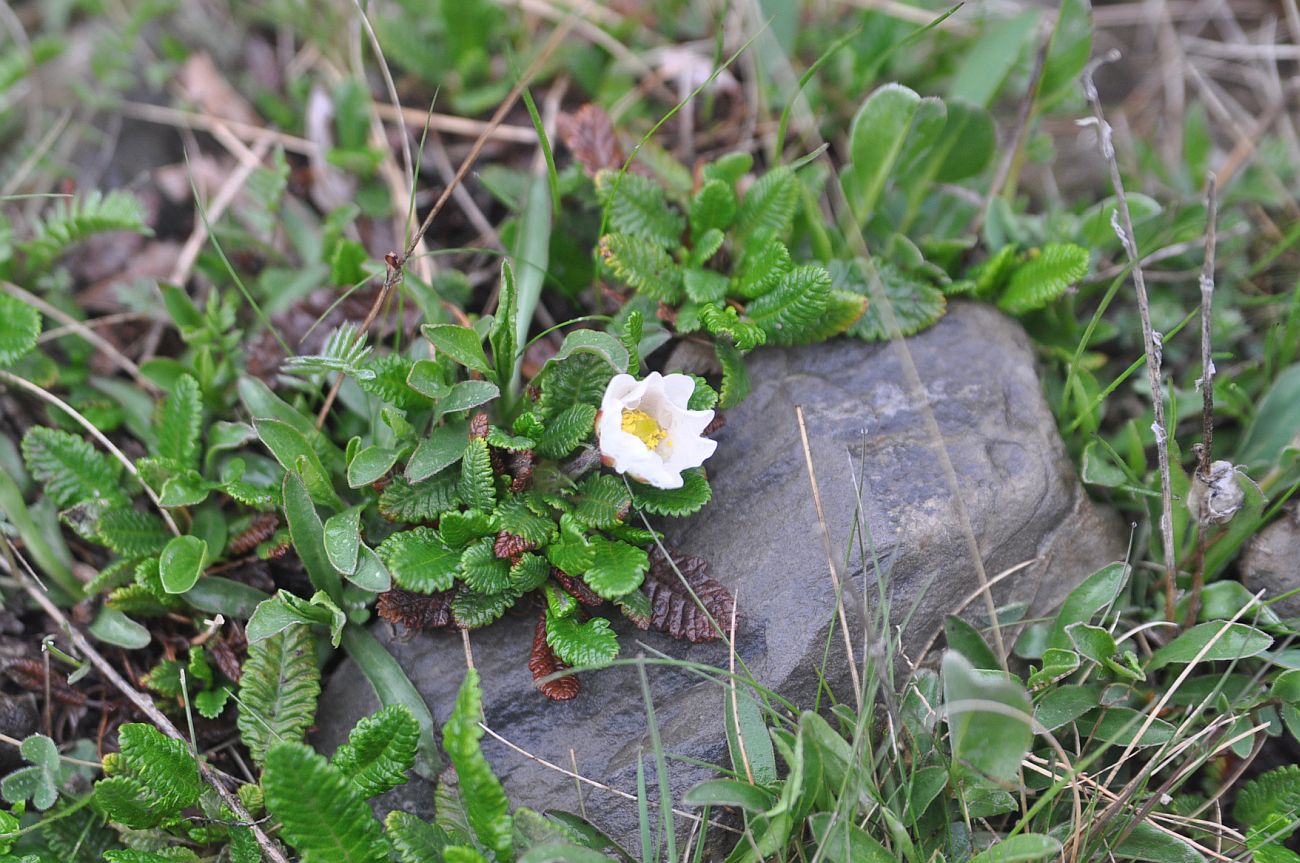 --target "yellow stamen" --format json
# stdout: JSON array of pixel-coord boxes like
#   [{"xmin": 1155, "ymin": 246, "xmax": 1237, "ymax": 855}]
[{"xmin": 621, "ymin": 409, "xmax": 667, "ymax": 450}]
